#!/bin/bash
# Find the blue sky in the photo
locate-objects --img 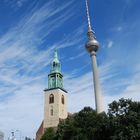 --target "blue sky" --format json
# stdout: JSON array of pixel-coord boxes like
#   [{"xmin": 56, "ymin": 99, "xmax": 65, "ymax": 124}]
[{"xmin": 0, "ymin": 0, "xmax": 140, "ymax": 139}]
